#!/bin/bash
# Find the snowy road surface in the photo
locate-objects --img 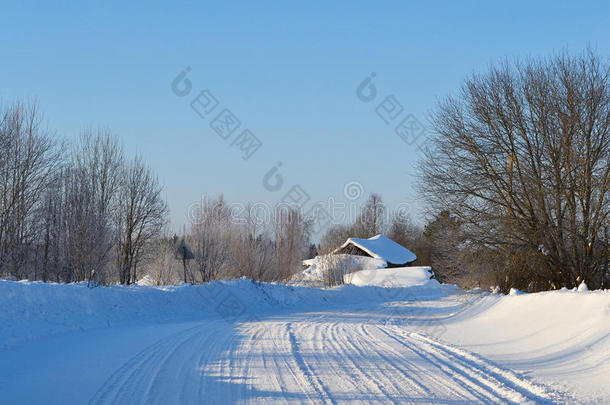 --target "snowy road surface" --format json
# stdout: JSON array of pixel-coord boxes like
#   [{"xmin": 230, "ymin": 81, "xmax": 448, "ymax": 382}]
[
  {"xmin": 3, "ymin": 274, "xmax": 607, "ymax": 404},
  {"xmin": 3, "ymin": 308, "xmax": 562, "ymax": 404}
]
